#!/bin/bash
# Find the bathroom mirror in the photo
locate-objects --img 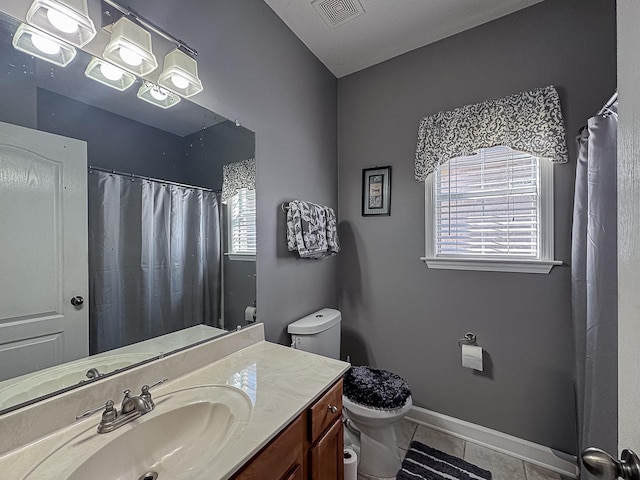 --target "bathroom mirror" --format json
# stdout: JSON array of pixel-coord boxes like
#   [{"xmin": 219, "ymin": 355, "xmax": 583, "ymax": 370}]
[{"xmin": 0, "ymin": 10, "xmax": 256, "ymax": 414}]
